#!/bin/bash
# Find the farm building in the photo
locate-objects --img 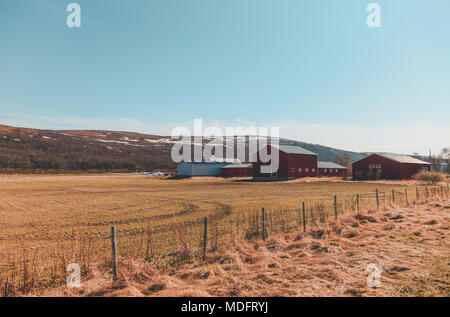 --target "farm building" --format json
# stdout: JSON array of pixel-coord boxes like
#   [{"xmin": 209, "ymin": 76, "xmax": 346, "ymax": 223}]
[
  {"xmin": 318, "ymin": 161, "xmax": 347, "ymax": 177},
  {"xmin": 253, "ymin": 144, "xmax": 318, "ymax": 178},
  {"xmin": 352, "ymin": 153, "xmax": 431, "ymax": 180},
  {"xmin": 177, "ymin": 162, "xmax": 232, "ymax": 177},
  {"xmin": 221, "ymin": 164, "xmax": 253, "ymax": 177}
]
